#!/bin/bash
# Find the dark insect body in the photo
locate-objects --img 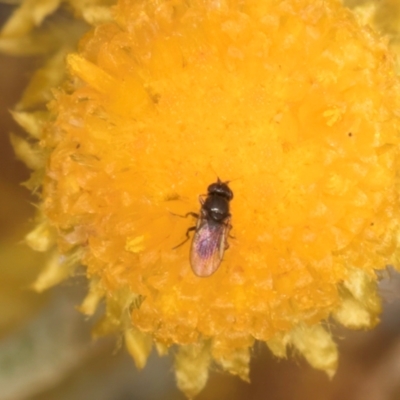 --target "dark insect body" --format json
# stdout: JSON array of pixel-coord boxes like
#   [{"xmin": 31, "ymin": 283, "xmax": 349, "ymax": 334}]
[{"xmin": 174, "ymin": 178, "xmax": 233, "ymax": 277}]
